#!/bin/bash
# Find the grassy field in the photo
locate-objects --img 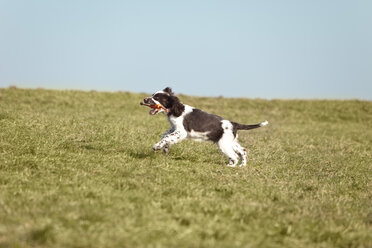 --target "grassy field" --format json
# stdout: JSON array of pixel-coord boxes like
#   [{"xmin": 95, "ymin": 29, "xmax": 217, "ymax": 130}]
[{"xmin": 0, "ymin": 87, "xmax": 371, "ymax": 248}]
